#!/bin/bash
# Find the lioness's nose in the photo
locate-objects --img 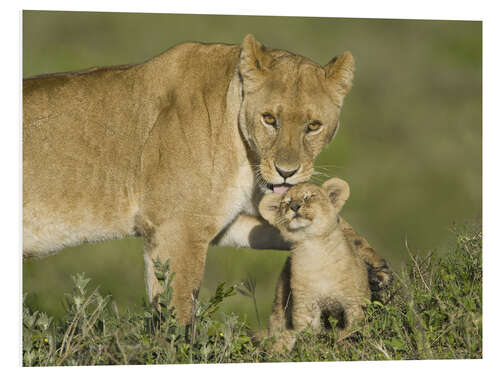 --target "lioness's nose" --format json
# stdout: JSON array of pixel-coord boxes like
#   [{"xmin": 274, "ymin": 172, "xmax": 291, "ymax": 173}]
[
  {"xmin": 290, "ymin": 203, "xmax": 301, "ymax": 212},
  {"xmin": 275, "ymin": 164, "xmax": 299, "ymax": 179}
]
